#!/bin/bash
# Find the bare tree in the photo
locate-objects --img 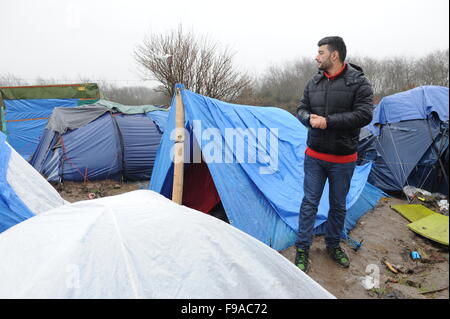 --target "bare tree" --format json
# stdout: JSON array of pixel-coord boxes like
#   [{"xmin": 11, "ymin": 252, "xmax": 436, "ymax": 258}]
[
  {"xmin": 349, "ymin": 50, "xmax": 449, "ymax": 97},
  {"xmin": 347, "ymin": 56, "xmax": 383, "ymax": 95},
  {"xmin": 244, "ymin": 57, "xmax": 316, "ymax": 113},
  {"xmin": 134, "ymin": 25, "xmax": 251, "ymax": 101},
  {"xmin": 100, "ymin": 83, "xmax": 170, "ymax": 106},
  {"xmin": 0, "ymin": 73, "xmax": 28, "ymax": 86},
  {"xmin": 416, "ymin": 49, "xmax": 449, "ymax": 87}
]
